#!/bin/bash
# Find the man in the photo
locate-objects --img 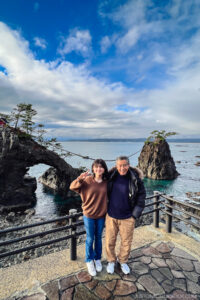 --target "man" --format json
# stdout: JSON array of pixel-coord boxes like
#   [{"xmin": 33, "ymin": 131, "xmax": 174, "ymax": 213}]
[{"xmin": 106, "ymin": 156, "xmax": 146, "ymax": 275}]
